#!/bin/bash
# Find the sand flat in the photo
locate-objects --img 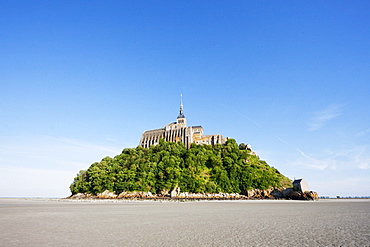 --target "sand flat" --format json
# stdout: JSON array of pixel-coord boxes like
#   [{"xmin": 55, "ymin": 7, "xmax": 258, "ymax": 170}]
[{"xmin": 0, "ymin": 198, "xmax": 369, "ymax": 246}]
